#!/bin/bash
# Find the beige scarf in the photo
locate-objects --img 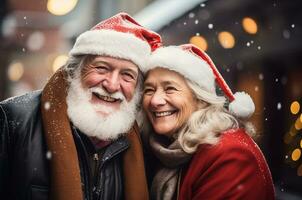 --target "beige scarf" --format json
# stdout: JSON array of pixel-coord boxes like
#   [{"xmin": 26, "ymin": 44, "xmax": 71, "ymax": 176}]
[
  {"xmin": 41, "ymin": 69, "xmax": 149, "ymax": 200},
  {"xmin": 149, "ymin": 133, "xmax": 191, "ymax": 200}
]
